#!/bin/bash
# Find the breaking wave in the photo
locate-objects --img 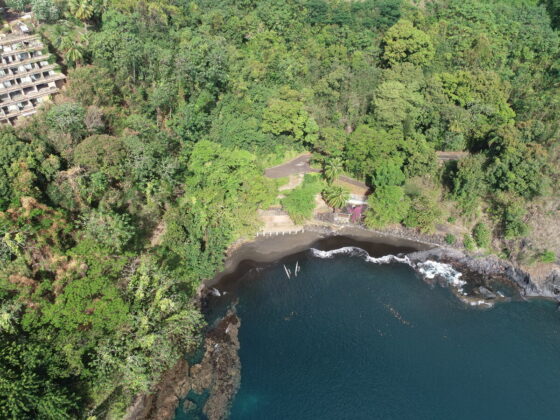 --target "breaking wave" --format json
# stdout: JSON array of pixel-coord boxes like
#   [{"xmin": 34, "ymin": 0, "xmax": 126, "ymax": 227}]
[
  {"xmin": 310, "ymin": 246, "xmax": 465, "ymax": 291},
  {"xmin": 310, "ymin": 246, "xmax": 410, "ymax": 265},
  {"xmin": 416, "ymin": 260, "xmax": 466, "ymax": 289}
]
